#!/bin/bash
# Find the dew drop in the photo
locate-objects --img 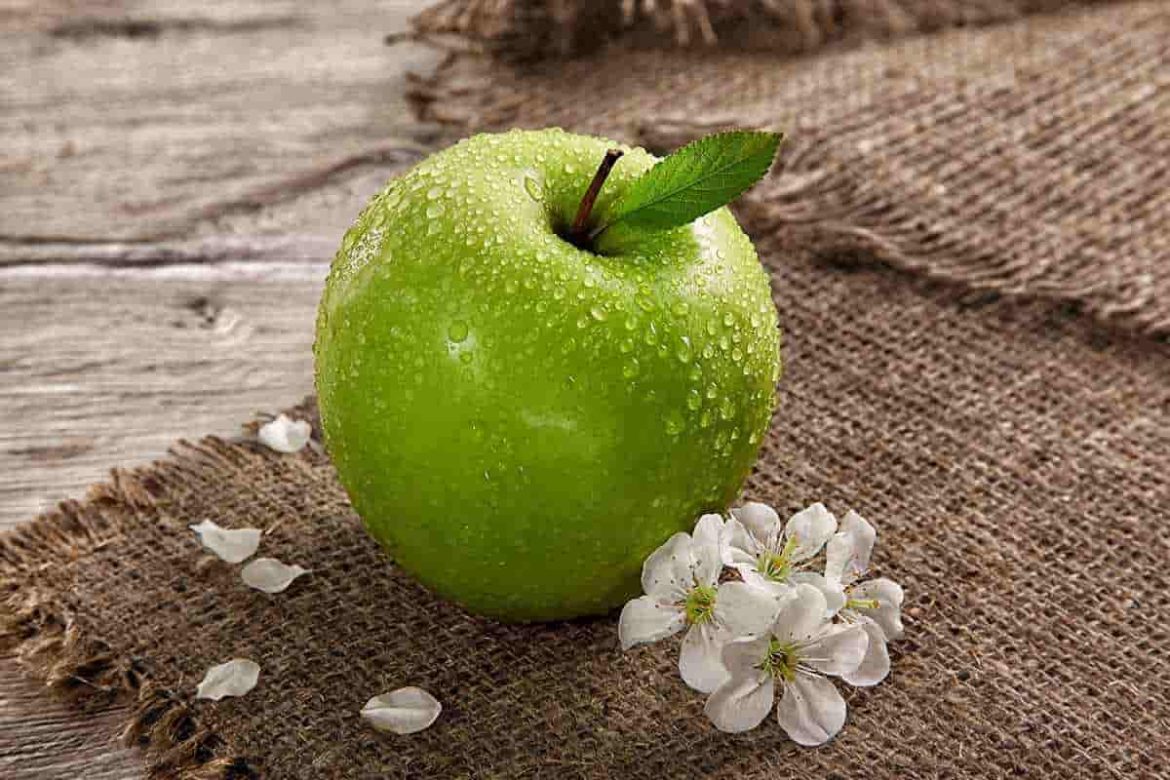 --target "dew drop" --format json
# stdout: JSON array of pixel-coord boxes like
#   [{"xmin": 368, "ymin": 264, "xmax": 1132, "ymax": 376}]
[
  {"xmin": 522, "ymin": 172, "xmax": 543, "ymax": 201},
  {"xmin": 447, "ymin": 321, "xmax": 469, "ymax": 343}
]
